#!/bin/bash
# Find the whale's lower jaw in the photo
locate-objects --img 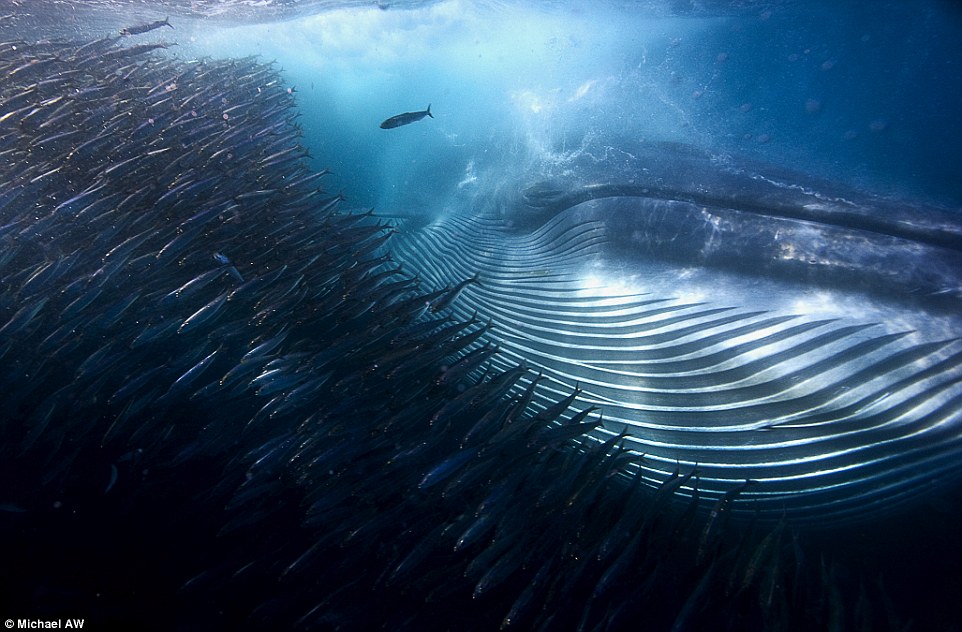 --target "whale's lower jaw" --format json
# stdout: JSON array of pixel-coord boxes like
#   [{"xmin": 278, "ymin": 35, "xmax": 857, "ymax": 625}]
[{"xmin": 390, "ymin": 208, "xmax": 962, "ymax": 524}]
